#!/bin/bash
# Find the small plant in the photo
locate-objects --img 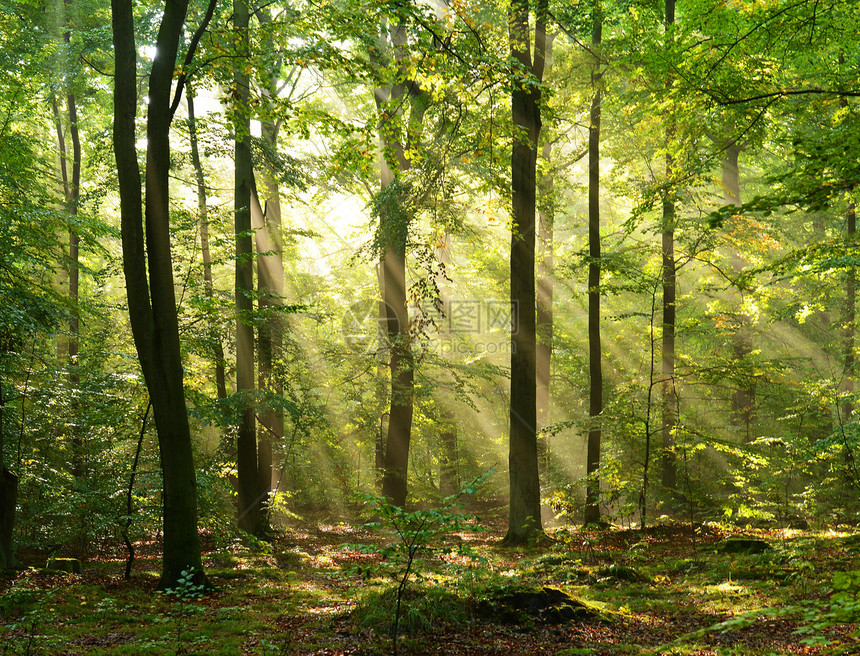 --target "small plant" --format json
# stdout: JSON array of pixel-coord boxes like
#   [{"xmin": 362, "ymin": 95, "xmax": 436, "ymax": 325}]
[
  {"xmin": 794, "ymin": 569, "xmax": 860, "ymax": 647},
  {"xmin": 162, "ymin": 567, "xmax": 207, "ymax": 655},
  {"xmin": 348, "ymin": 470, "xmax": 493, "ymax": 655},
  {"xmin": 0, "ymin": 588, "xmax": 59, "ymax": 656}
]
